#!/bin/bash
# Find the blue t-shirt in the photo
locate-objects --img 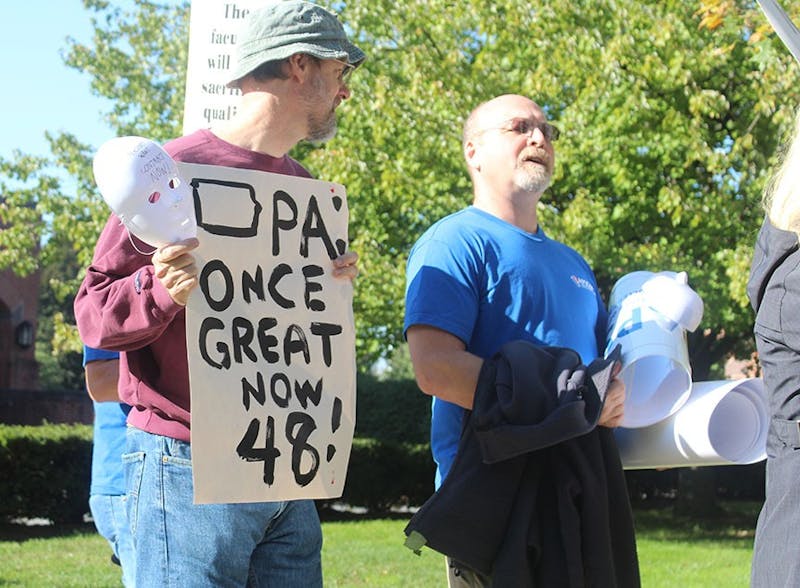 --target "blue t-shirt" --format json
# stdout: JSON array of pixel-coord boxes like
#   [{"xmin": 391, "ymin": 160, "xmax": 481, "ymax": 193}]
[
  {"xmin": 84, "ymin": 345, "xmax": 130, "ymax": 496},
  {"xmin": 404, "ymin": 206, "xmax": 607, "ymax": 486}
]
